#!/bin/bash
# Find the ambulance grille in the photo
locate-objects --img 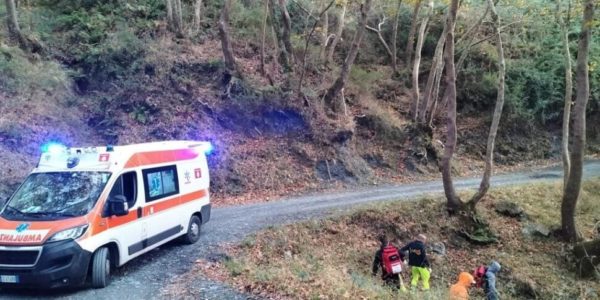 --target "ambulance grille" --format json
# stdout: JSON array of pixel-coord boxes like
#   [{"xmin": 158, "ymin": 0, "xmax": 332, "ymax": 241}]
[{"xmin": 0, "ymin": 248, "xmax": 41, "ymax": 267}]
